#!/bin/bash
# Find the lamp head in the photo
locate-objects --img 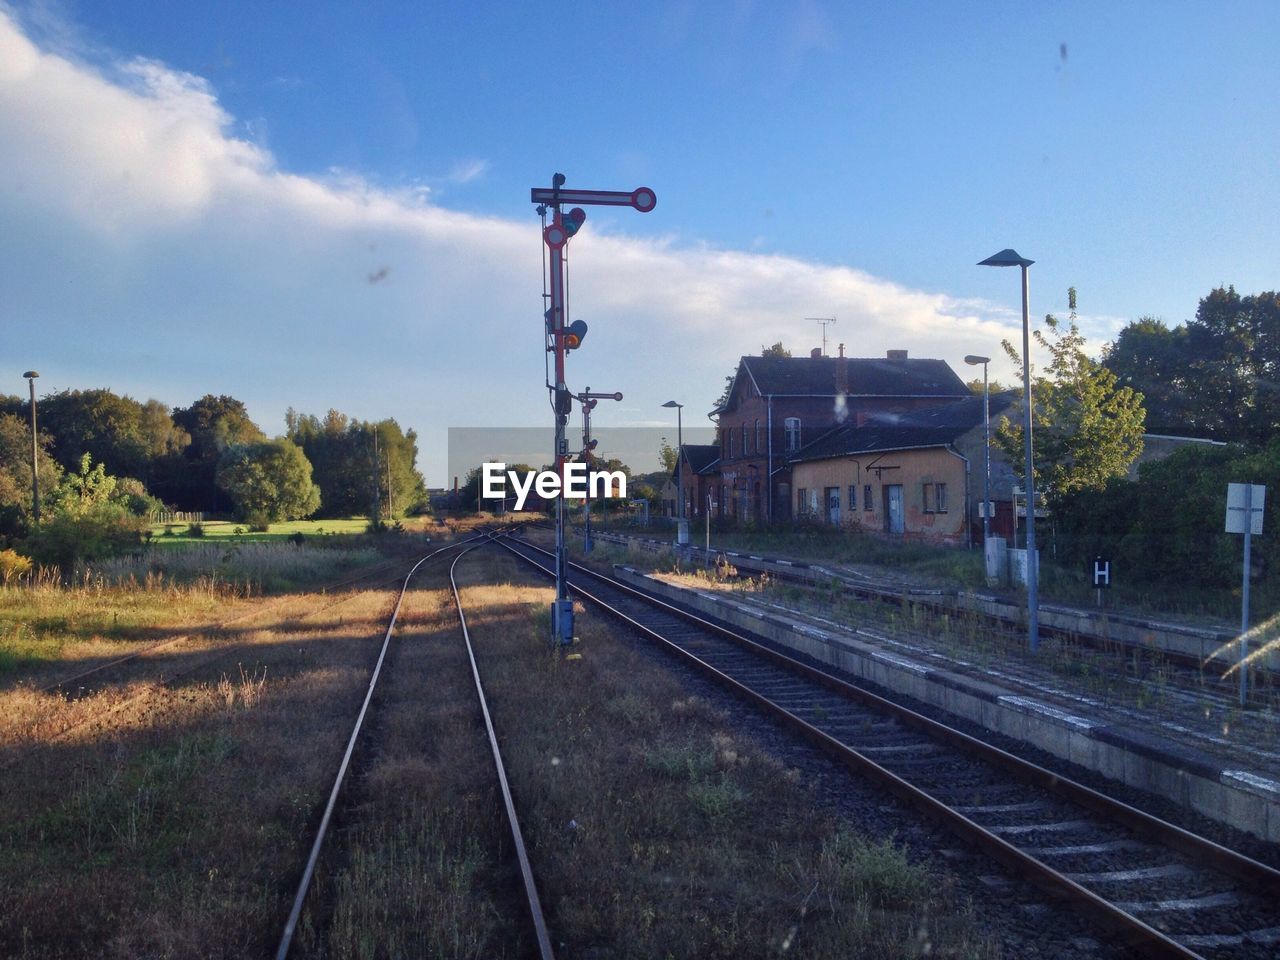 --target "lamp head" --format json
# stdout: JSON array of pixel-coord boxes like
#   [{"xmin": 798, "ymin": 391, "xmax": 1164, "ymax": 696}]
[
  {"xmin": 978, "ymin": 249, "xmax": 1034, "ymax": 268},
  {"xmin": 23, "ymin": 371, "xmax": 39, "ymax": 379},
  {"xmin": 964, "ymin": 355, "xmax": 990, "ymax": 366},
  {"xmin": 662, "ymin": 400, "xmax": 682, "ymax": 409}
]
